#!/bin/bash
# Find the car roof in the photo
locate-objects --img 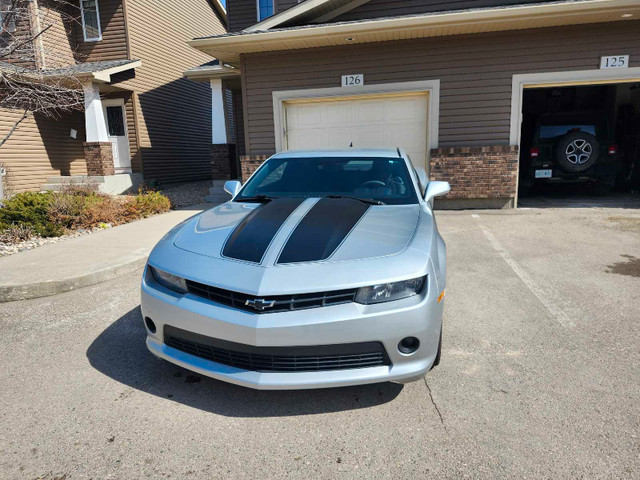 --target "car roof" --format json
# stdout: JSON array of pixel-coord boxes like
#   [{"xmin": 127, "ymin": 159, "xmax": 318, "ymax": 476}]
[{"xmin": 271, "ymin": 148, "xmax": 402, "ymax": 159}]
